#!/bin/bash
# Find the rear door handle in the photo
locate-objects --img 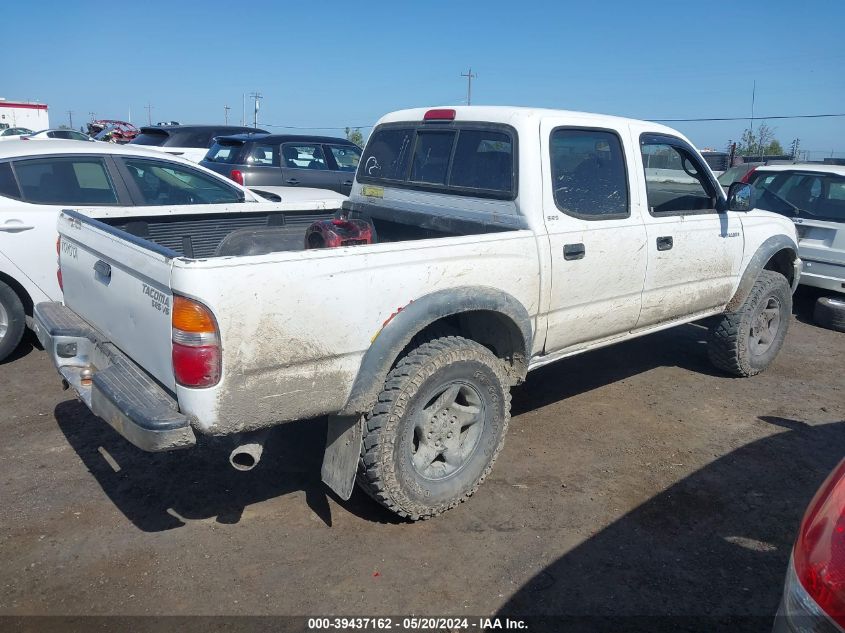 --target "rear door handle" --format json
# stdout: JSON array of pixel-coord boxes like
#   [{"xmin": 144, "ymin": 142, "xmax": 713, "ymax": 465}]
[
  {"xmin": 0, "ymin": 221, "xmax": 35, "ymax": 232},
  {"xmin": 342, "ymin": 180, "xmax": 354, "ymax": 186},
  {"xmin": 286, "ymin": 178, "xmax": 300, "ymax": 185},
  {"xmin": 656, "ymin": 236, "xmax": 673, "ymax": 251},
  {"xmin": 563, "ymin": 243, "xmax": 586, "ymax": 260}
]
